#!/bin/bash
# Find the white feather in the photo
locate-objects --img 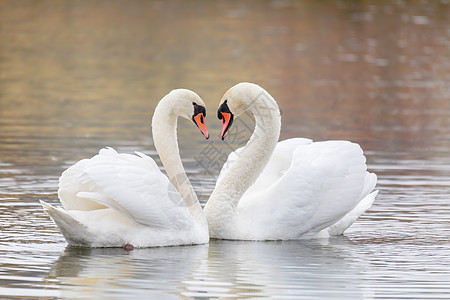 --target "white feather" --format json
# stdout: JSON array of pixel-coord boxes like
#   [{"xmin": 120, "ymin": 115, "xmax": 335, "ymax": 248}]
[
  {"xmin": 204, "ymin": 83, "xmax": 378, "ymax": 240},
  {"xmin": 232, "ymin": 140, "xmax": 377, "ymax": 239},
  {"xmin": 41, "ymin": 90, "xmax": 209, "ymax": 248}
]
